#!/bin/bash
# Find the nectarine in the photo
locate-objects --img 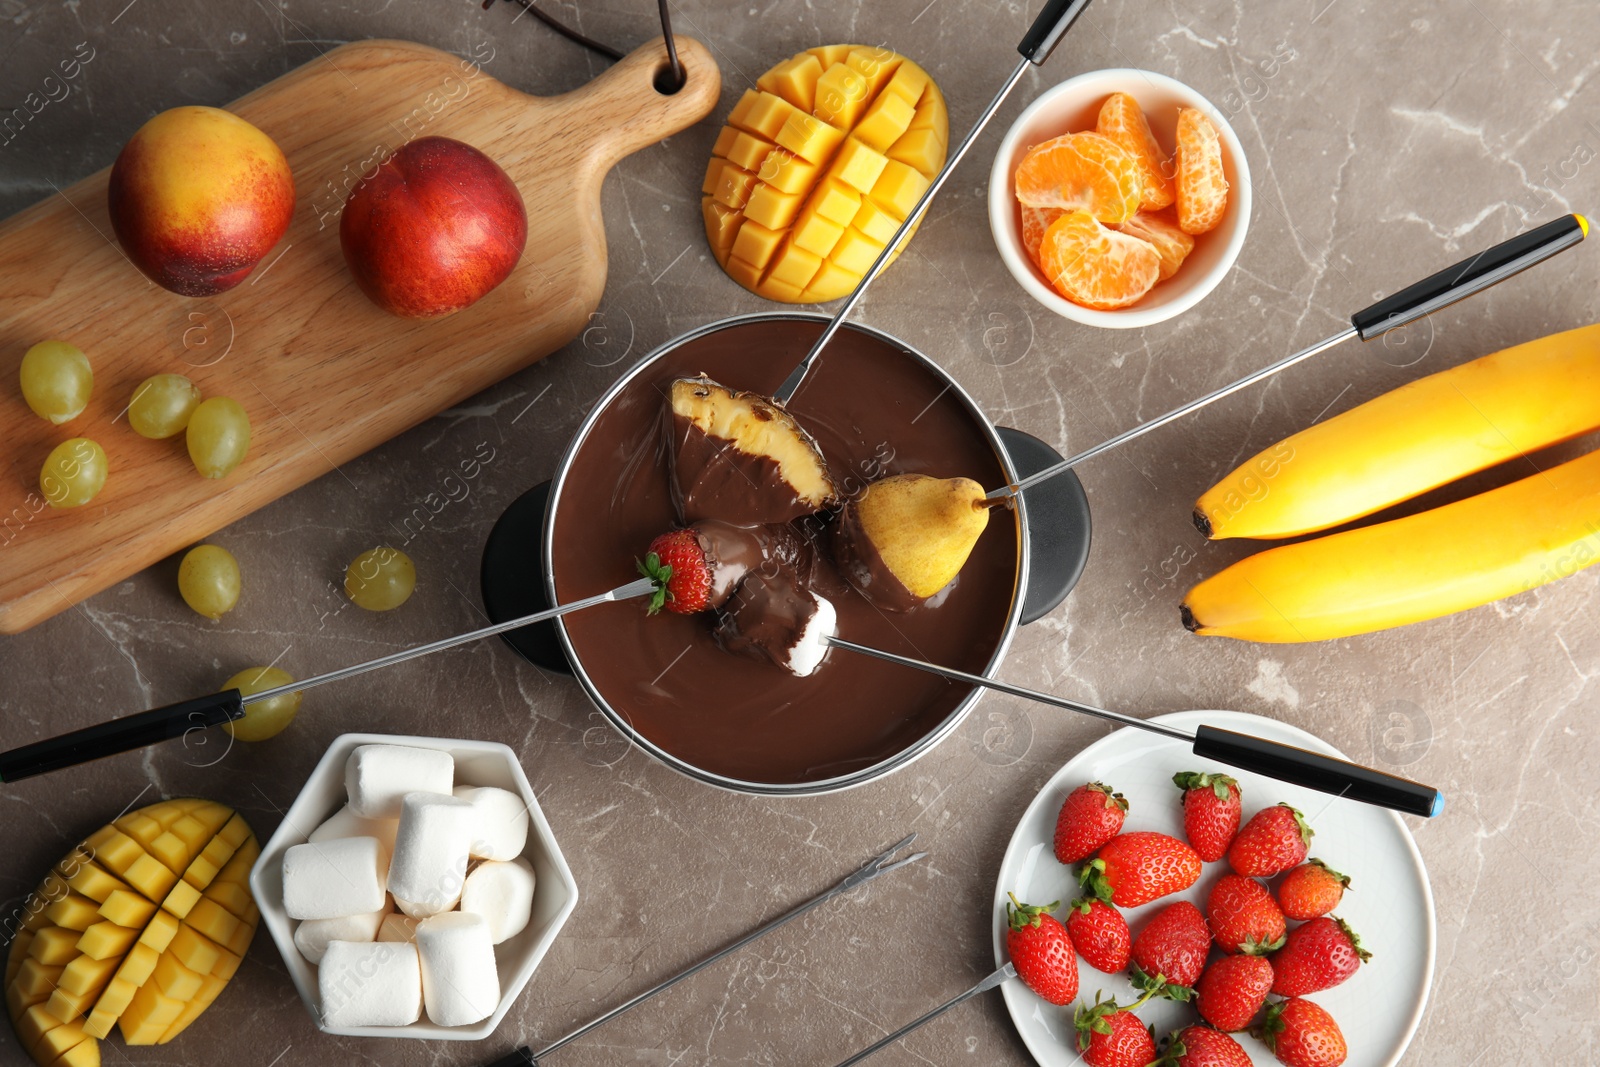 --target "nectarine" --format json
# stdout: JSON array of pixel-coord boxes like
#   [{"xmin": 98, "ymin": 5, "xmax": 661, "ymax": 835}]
[
  {"xmin": 107, "ymin": 106, "xmax": 295, "ymax": 296},
  {"xmin": 339, "ymin": 136, "xmax": 527, "ymax": 319}
]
